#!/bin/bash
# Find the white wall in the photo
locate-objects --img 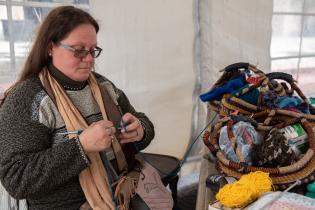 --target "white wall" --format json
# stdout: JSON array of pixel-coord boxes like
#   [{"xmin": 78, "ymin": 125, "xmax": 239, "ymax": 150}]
[{"xmin": 90, "ymin": 0, "xmax": 195, "ymax": 158}]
